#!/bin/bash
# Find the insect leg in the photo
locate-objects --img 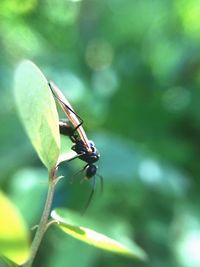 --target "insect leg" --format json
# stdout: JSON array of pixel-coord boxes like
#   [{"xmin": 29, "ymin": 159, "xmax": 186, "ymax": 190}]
[{"xmin": 57, "ymin": 151, "xmax": 85, "ymax": 166}]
